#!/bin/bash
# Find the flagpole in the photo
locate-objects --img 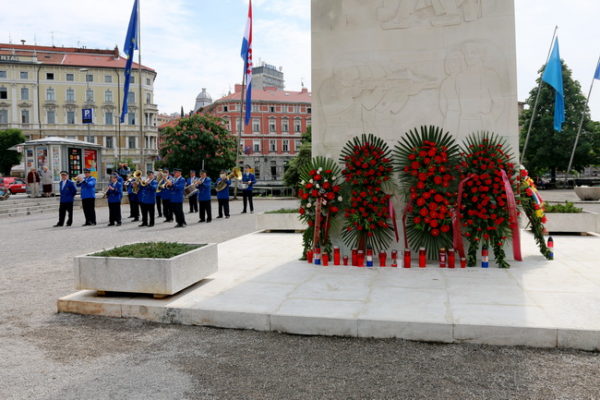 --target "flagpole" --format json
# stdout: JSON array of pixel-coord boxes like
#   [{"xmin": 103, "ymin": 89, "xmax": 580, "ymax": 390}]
[
  {"xmin": 520, "ymin": 25, "xmax": 558, "ymax": 165},
  {"xmin": 137, "ymin": 0, "xmax": 145, "ymax": 171},
  {"xmin": 234, "ymin": 65, "xmax": 246, "ymax": 200},
  {"xmin": 566, "ymin": 54, "xmax": 600, "ymax": 176}
]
